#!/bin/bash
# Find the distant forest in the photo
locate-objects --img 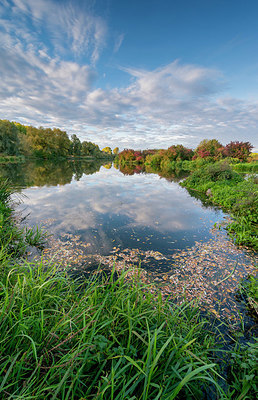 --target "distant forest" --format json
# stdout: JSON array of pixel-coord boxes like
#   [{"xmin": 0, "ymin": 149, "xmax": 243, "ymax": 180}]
[{"xmin": 0, "ymin": 119, "xmax": 114, "ymax": 159}]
